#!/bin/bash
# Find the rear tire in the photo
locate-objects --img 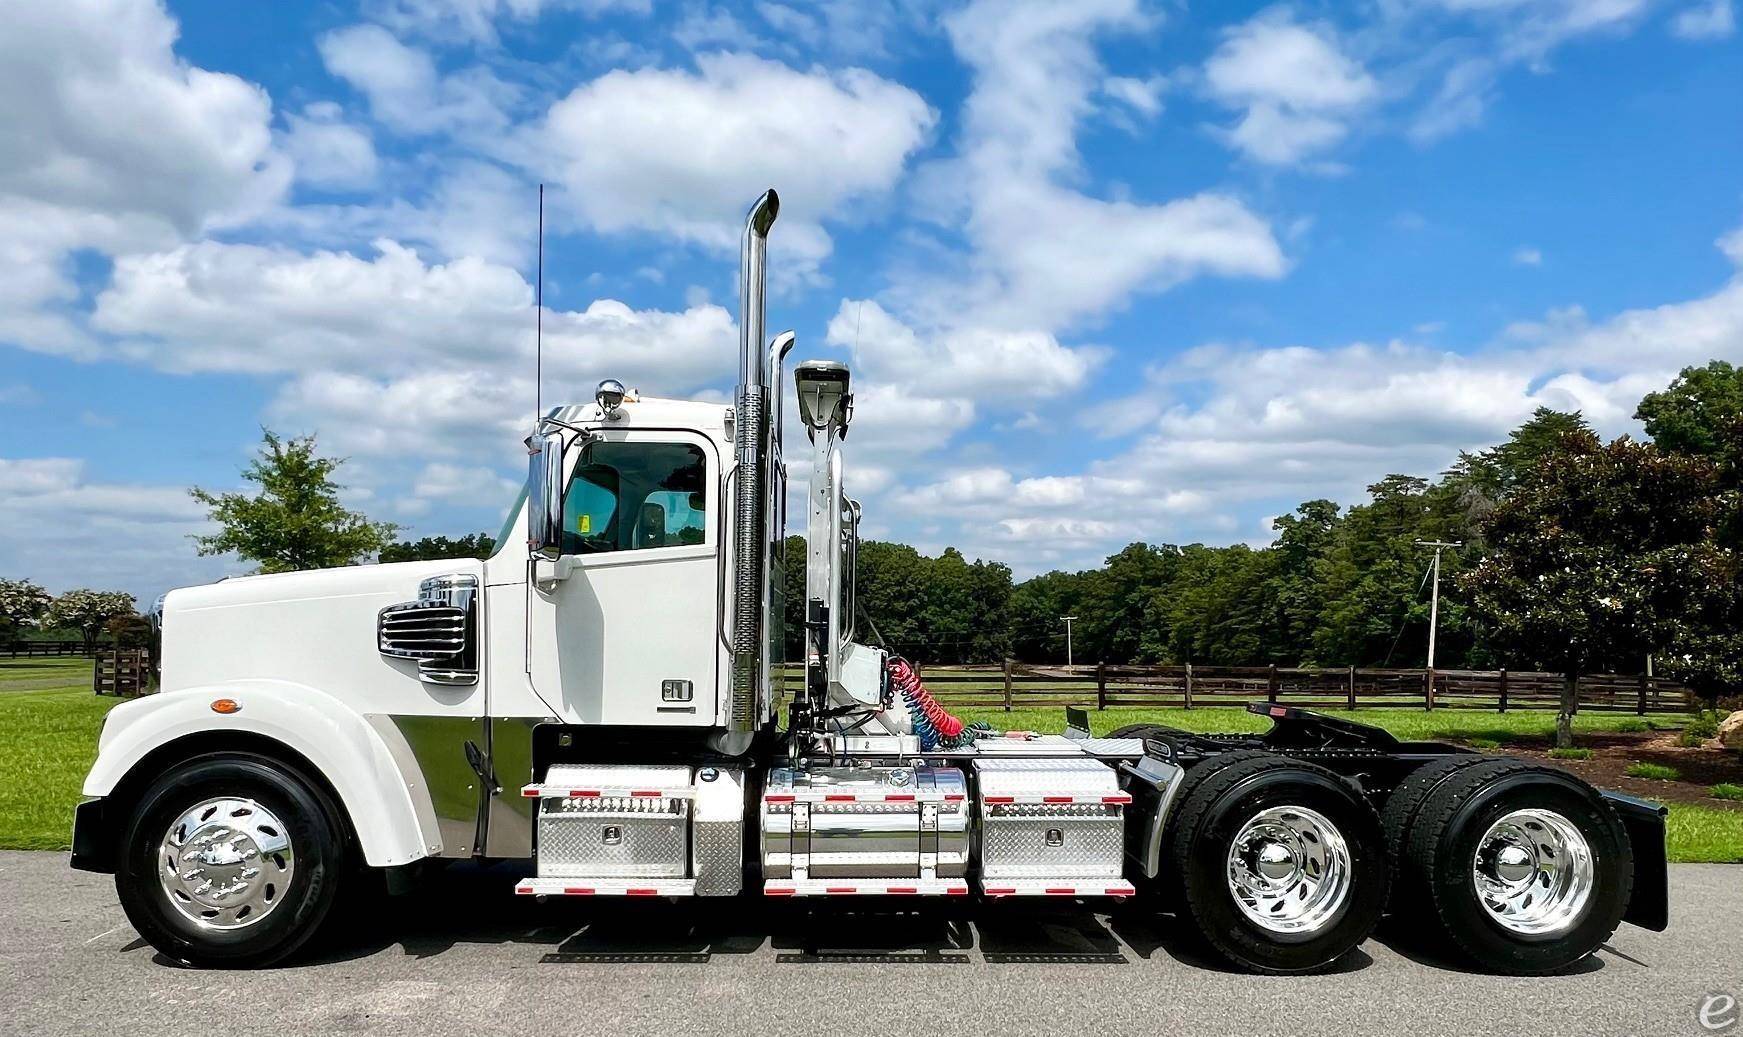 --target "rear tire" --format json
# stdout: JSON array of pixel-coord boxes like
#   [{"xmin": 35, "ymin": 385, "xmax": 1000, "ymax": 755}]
[
  {"xmin": 1399, "ymin": 759, "xmax": 1631, "ymax": 975},
  {"xmin": 1380, "ymin": 755, "xmax": 1496, "ymax": 913},
  {"xmin": 1167, "ymin": 753, "xmax": 1387, "ymax": 974},
  {"xmin": 115, "ymin": 752, "xmax": 350, "ymax": 968}
]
